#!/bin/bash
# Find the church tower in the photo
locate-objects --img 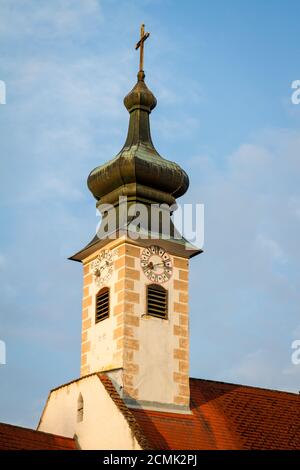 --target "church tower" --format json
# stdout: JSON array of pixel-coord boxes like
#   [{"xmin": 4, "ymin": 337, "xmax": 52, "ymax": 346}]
[
  {"xmin": 69, "ymin": 26, "xmax": 200, "ymax": 414},
  {"xmin": 34, "ymin": 26, "xmax": 300, "ymax": 453}
]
